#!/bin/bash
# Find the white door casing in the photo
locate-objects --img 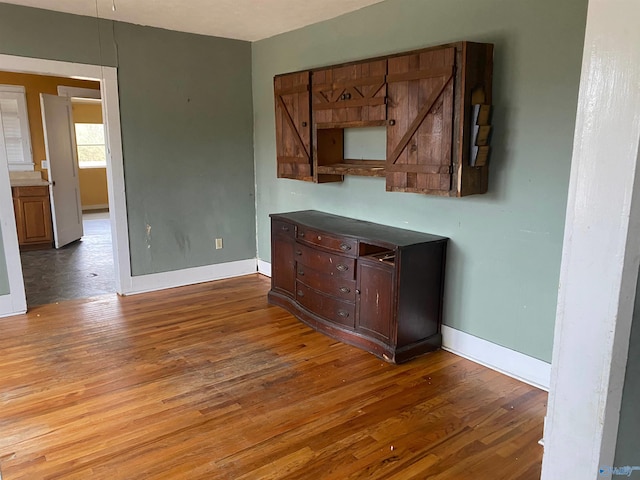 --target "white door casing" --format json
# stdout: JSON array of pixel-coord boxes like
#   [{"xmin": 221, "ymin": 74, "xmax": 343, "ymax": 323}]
[
  {"xmin": 0, "ymin": 55, "xmax": 131, "ymax": 314},
  {"xmin": 40, "ymin": 93, "xmax": 84, "ymax": 248},
  {"xmin": 541, "ymin": 0, "xmax": 640, "ymax": 478},
  {"xmin": 0, "ymin": 93, "xmax": 26, "ymax": 314}
]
